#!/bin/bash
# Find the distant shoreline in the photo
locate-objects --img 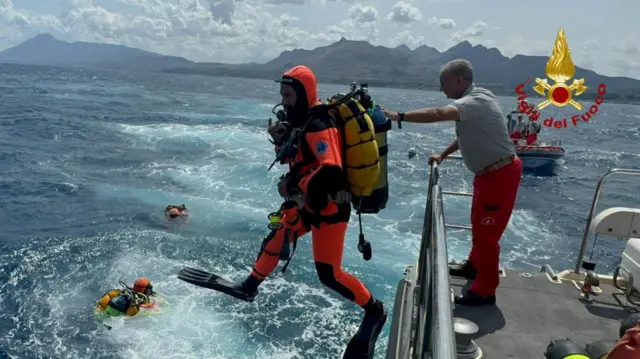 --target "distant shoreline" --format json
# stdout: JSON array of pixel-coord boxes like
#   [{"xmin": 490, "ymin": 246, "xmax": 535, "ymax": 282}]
[
  {"xmin": 3, "ymin": 61, "xmax": 638, "ymax": 106},
  {"xmin": 160, "ymin": 69, "xmax": 640, "ymax": 106},
  {"xmin": 3, "ymin": 33, "xmax": 639, "ymax": 107}
]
